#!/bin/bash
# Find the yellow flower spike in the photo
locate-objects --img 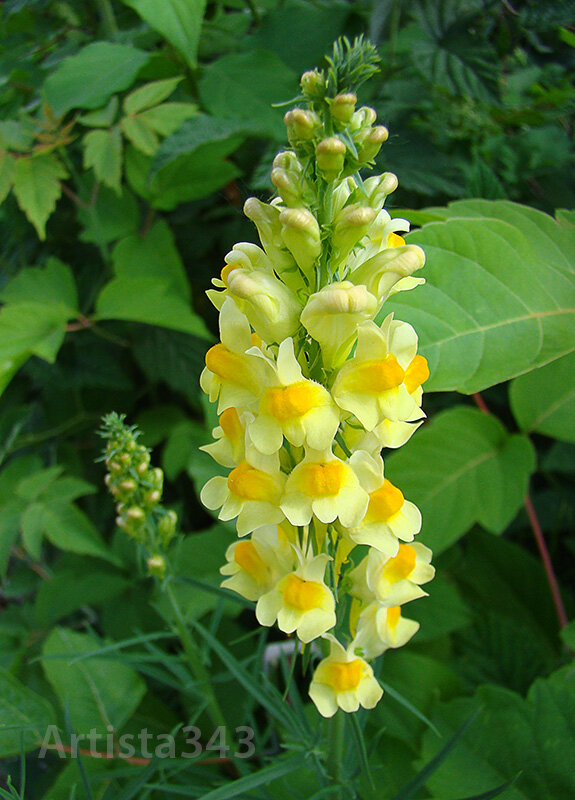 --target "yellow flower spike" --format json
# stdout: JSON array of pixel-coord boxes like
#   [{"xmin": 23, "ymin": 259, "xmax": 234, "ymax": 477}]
[
  {"xmin": 220, "ymin": 525, "xmax": 295, "ymax": 601},
  {"xmin": 247, "ymin": 338, "xmax": 340, "ymax": 455},
  {"xmin": 309, "ymin": 635, "xmax": 383, "ymax": 717},
  {"xmin": 300, "ymin": 281, "xmax": 378, "ymax": 369},
  {"xmin": 345, "ymin": 450, "xmax": 422, "ymax": 553},
  {"xmin": 281, "ymin": 447, "xmax": 369, "ymax": 528},
  {"xmin": 332, "ymin": 316, "xmax": 425, "ymax": 430},
  {"xmin": 353, "ymin": 602, "xmax": 420, "ymax": 659},
  {"xmin": 200, "ymin": 449, "xmax": 286, "ymax": 537},
  {"xmin": 200, "ymin": 299, "xmax": 273, "ymax": 414},
  {"xmin": 256, "ymin": 553, "xmax": 336, "ymax": 643}
]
